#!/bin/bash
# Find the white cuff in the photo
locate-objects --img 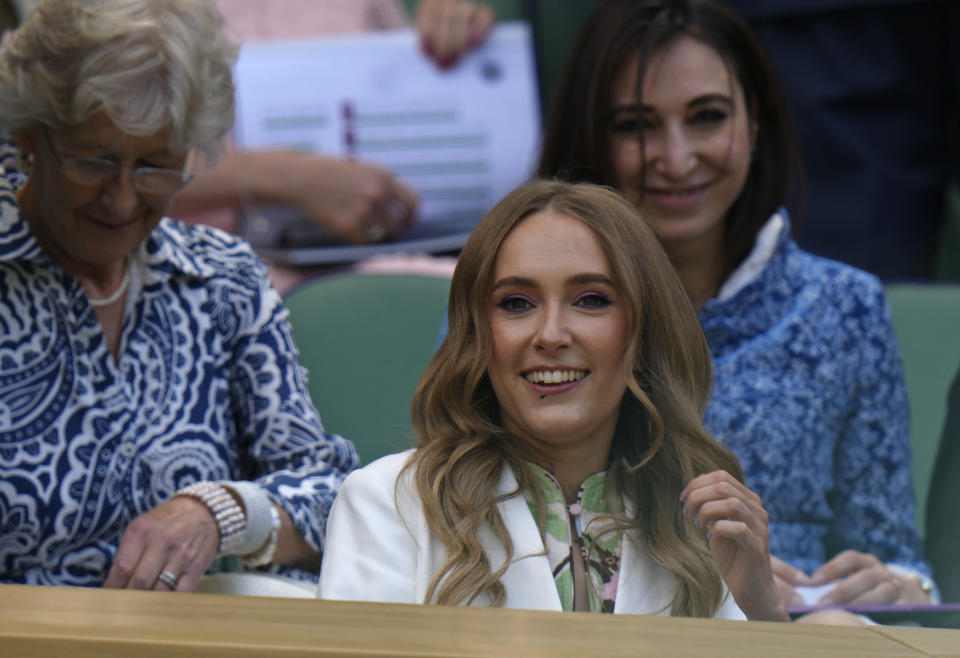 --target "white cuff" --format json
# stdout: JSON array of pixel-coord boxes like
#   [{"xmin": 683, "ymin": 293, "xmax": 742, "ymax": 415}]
[{"xmin": 219, "ymin": 481, "xmax": 275, "ymax": 557}]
